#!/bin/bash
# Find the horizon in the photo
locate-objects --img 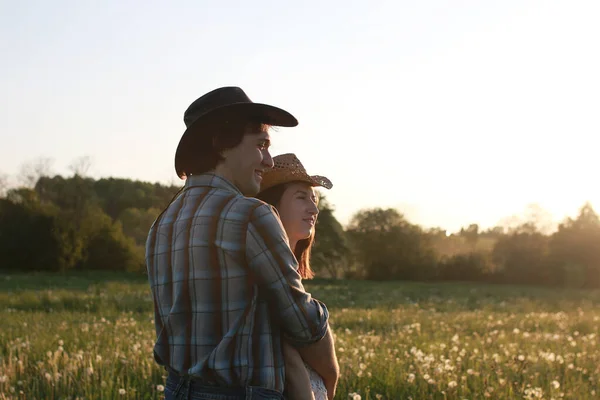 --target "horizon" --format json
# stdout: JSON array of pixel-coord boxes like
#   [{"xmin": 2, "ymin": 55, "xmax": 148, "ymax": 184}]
[
  {"xmin": 2, "ymin": 0, "xmax": 598, "ymax": 233},
  {"xmin": 0, "ymin": 159, "xmax": 590, "ymax": 235}
]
